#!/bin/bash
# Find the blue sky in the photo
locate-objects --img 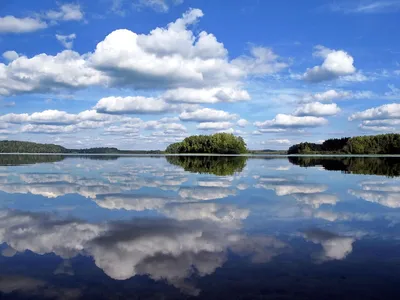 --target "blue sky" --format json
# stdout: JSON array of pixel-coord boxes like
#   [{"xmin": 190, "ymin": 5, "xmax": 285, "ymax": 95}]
[{"xmin": 0, "ymin": 0, "xmax": 399, "ymax": 150}]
